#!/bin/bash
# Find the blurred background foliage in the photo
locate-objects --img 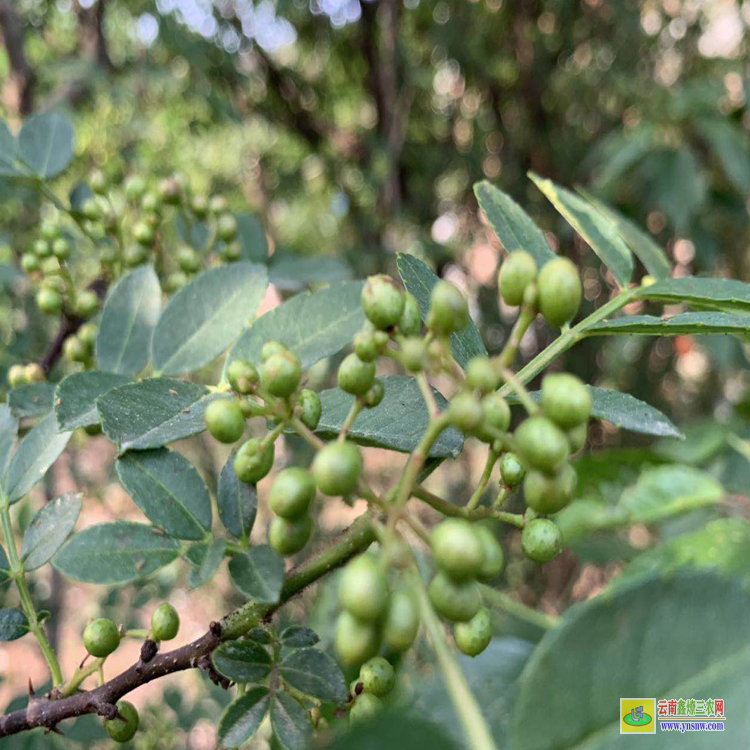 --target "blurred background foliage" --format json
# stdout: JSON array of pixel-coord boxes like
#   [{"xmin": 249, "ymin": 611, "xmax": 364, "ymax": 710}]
[{"xmin": 2, "ymin": 3, "xmax": 750, "ymax": 746}]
